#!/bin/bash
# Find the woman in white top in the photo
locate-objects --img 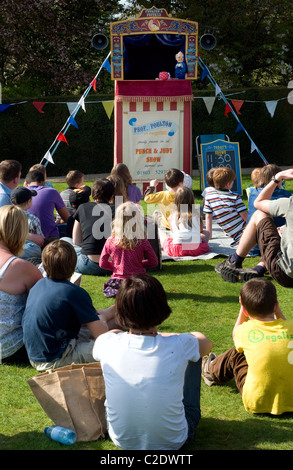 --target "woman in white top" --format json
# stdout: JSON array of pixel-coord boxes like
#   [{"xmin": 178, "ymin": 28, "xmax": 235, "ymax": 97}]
[
  {"xmin": 163, "ymin": 187, "xmax": 210, "ymax": 257},
  {"xmin": 93, "ymin": 274, "xmax": 213, "ymax": 450},
  {"xmin": 0, "ymin": 205, "xmax": 42, "ymax": 363}
]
